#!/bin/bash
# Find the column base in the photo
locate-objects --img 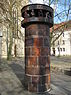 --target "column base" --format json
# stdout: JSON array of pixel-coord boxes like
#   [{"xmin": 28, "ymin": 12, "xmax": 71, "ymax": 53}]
[{"xmin": 24, "ymin": 74, "xmax": 51, "ymax": 93}]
